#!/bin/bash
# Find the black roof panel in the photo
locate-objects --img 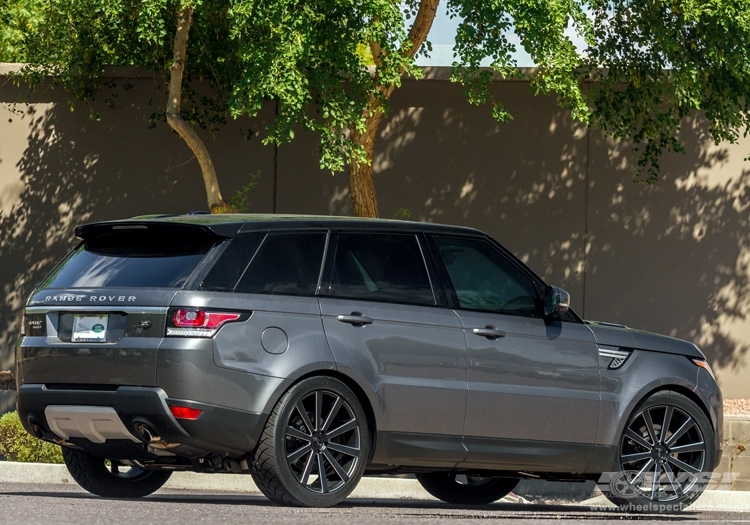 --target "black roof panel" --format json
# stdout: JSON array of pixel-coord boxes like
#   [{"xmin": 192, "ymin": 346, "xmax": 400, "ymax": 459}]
[{"xmin": 77, "ymin": 214, "xmax": 485, "ymax": 238}]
